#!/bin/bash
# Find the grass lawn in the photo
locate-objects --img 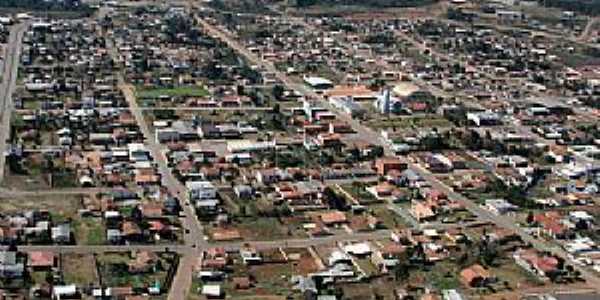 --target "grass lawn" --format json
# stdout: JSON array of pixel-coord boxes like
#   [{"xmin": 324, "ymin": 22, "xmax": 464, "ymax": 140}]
[
  {"xmin": 340, "ymin": 183, "xmax": 378, "ymax": 204},
  {"xmin": 136, "ymin": 85, "xmax": 209, "ymax": 99},
  {"xmin": 411, "ymin": 261, "xmax": 461, "ymax": 290},
  {"xmin": 0, "ymin": 195, "xmax": 80, "ymax": 217},
  {"xmin": 370, "ymin": 205, "xmax": 408, "ymax": 229},
  {"xmin": 248, "ymin": 263, "xmax": 296, "ymax": 296},
  {"xmin": 73, "ymin": 217, "xmax": 105, "ymax": 245},
  {"xmin": 30, "ymin": 271, "xmax": 49, "ymax": 285},
  {"xmin": 355, "ymin": 257, "xmax": 378, "ymax": 278}
]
